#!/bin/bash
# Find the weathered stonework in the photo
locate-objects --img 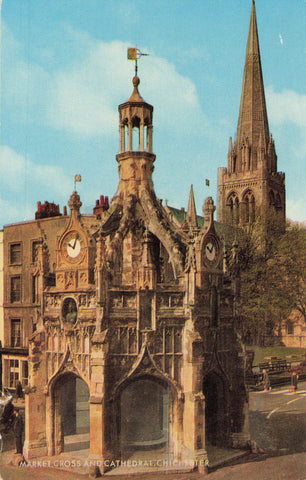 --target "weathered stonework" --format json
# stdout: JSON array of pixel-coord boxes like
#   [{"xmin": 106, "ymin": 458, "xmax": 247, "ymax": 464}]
[
  {"xmin": 17, "ymin": 75, "xmax": 250, "ymax": 471},
  {"xmin": 218, "ymin": 1, "xmax": 285, "ymax": 228}
]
